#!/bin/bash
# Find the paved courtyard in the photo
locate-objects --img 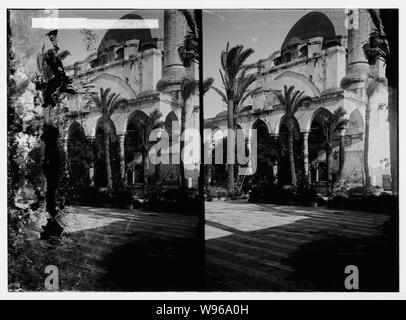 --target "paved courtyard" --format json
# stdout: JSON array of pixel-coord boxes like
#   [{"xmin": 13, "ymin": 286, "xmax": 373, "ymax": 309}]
[
  {"xmin": 205, "ymin": 200, "xmax": 391, "ymax": 291},
  {"xmin": 28, "ymin": 206, "xmax": 201, "ymax": 291}
]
